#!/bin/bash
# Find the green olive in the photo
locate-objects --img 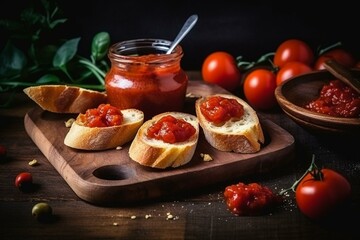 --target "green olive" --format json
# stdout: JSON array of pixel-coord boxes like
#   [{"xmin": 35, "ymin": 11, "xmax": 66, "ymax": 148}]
[{"xmin": 32, "ymin": 202, "xmax": 53, "ymax": 222}]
